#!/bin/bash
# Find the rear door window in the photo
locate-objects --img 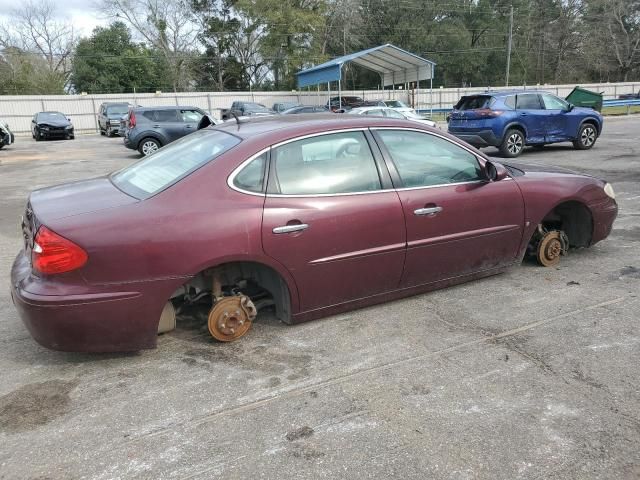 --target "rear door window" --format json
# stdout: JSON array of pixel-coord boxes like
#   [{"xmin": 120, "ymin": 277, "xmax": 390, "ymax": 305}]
[
  {"xmin": 516, "ymin": 94, "xmax": 542, "ymax": 110},
  {"xmin": 154, "ymin": 109, "xmax": 181, "ymax": 122},
  {"xmin": 271, "ymin": 131, "xmax": 381, "ymax": 195}
]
